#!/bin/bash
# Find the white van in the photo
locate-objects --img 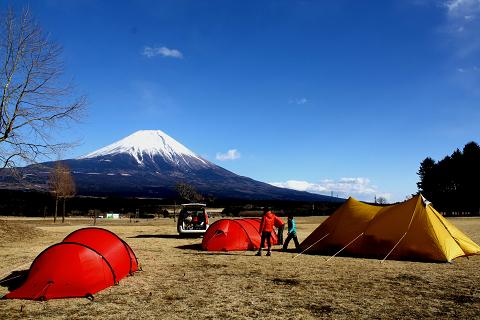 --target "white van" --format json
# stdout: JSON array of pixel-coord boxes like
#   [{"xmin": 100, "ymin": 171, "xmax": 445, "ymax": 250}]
[{"xmin": 177, "ymin": 203, "xmax": 209, "ymax": 235}]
